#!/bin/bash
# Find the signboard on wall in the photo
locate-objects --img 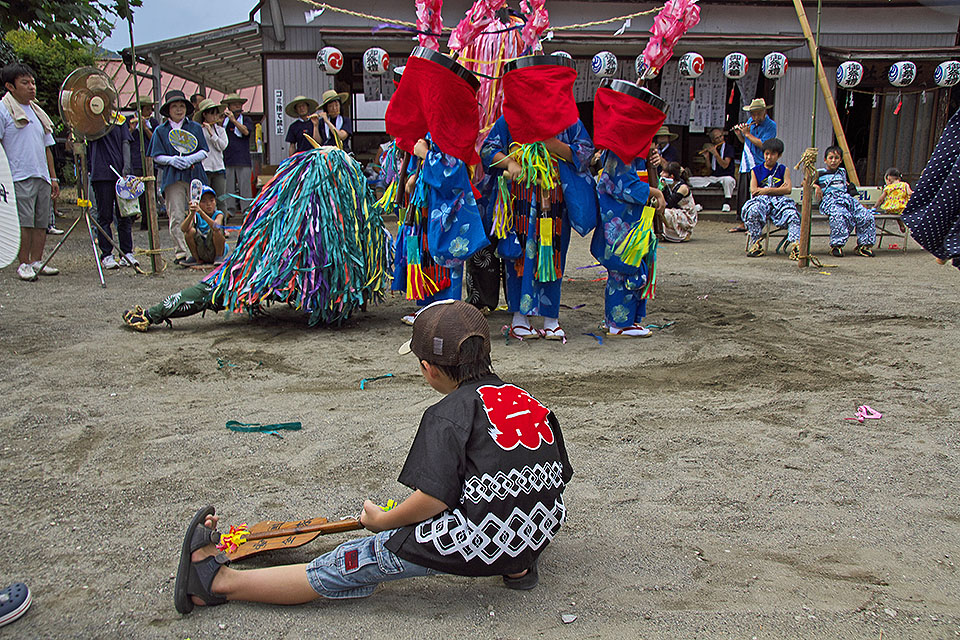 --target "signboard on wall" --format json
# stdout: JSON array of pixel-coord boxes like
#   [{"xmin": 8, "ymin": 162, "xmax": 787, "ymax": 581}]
[{"xmin": 274, "ymin": 89, "xmax": 284, "ymax": 137}]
